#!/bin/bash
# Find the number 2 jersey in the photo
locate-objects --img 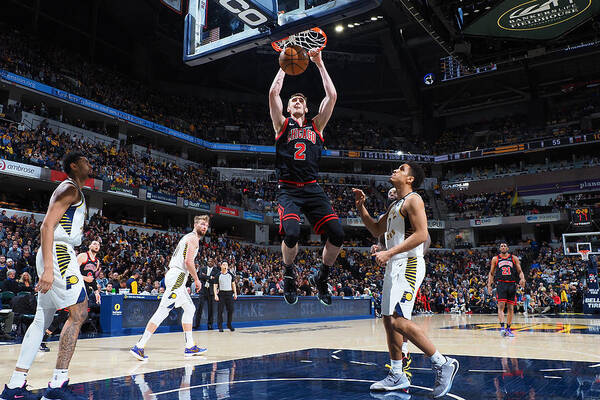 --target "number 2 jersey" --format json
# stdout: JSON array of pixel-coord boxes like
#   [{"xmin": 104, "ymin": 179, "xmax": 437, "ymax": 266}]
[{"xmin": 275, "ymin": 117, "xmax": 324, "ymax": 183}]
